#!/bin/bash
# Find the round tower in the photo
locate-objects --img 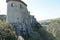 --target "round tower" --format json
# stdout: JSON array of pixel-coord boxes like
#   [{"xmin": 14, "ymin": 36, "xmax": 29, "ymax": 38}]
[
  {"xmin": 6, "ymin": 0, "xmax": 28, "ymax": 23},
  {"xmin": 6, "ymin": 0, "xmax": 36, "ymax": 39}
]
